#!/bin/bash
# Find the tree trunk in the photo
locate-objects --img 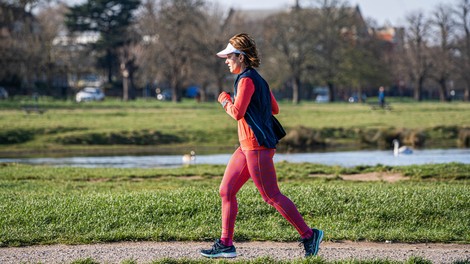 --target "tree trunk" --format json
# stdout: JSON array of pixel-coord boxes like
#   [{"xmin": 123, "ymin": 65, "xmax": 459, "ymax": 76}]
[
  {"xmin": 465, "ymin": 69, "xmax": 470, "ymax": 102},
  {"xmin": 199, "ymin": 83, "xmax": 207, "ymax": 103},
  {"xmin": 128, "ymin": 61, "xmax": 136, "ymax": 101},
  {"xmin": 327, "ymin": 81, "xmax": 335, "ymax": 102},
  {"xmin": 128, "ymin": 74, "xmax": 135, "ymax": 101},
  {"xmin": 217, "ymin": 78, "xmax": 224, "ymax": 95},
  {"xmin": 121, "ymin": 63, "xmax": 129, "ymax": 101},
  {"xmin": 292, "ymin": 76, "xmax": 300, "ymax": 104},
  {"xmin": 358, "ymin": 85, "xmax": 364, "ymax": 103},
  {"xmin": 106, "ymin": 49, "xmax": 113, "ymax": 83},
  {"xmin": 414, "ymin": 77, "xmax": 424, "ymax": 101},
  {"xmin": 122, "ymin": 77, "xmax": 129, "ymax": 101},
  {"xmin": 171, "ymin": 77, "xmax": 181, "ymax": 103},
  {"xmin": 438, "ymin": 78, "xmax": 448, "ymax": 102}
]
